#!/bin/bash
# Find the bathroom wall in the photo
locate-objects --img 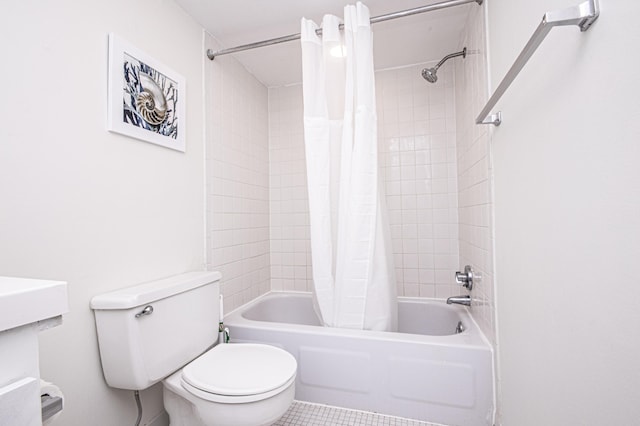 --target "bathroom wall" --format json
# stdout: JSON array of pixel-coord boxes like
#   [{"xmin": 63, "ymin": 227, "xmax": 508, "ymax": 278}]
[
  {"xmin": 377, "ymin": 64, "xmax": 460, "ymax": 298},
  {"xmin": 204, "ymin": 34, "xmax": 271, "ymax": 313},
  {"xmin": 454, "ymin": 3, "xmax": 496, "ymax": 345},
  {"xmin": 268, "ymin": 85, "xmax": 312, "ymax": 292},
  {"xmin": 0, "ymin": 1, "xmax": 206, "ymax": 425},
  {"xmin": 487, "ymin": 0, "xmax": 640, "ymax": 424},
  {"xmin": 269, "ymin": 62, "xmax": 462, "ymax": 299}
]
